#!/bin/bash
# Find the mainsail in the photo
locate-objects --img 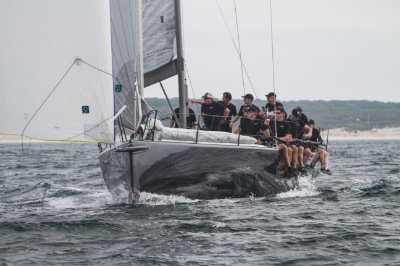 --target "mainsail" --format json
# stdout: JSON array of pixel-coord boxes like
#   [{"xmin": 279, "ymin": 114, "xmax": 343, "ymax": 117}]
[{"xmin": 142, "ymin": 0, "xmax": 177, "ymax": 87}]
